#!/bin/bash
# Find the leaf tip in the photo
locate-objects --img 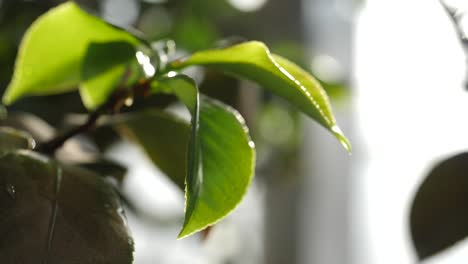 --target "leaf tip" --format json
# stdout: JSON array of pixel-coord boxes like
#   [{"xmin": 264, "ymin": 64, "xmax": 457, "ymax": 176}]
[
  {"xmin": 78, "ymin": 86, "xmax": 99, "ymax": 111},
  {"xmin": 177, "ymin": 225, "xmax": 199, "ymax": 240},
  {"xmin": 176, "ymin": 229, "xmax": 190, "ymax": 240},
  {"xmin": 2, "ymin": 86, "xmax": 20, "ymax": 106},
  {"xmin": 177, "ymin": 213, "xmax": 213, "ymax": 239},
  {"xmin": 331, "ymin": 125, "xmax": 351, "ymax": 153},
  {"xmin": 177, "ymin": 223, "xmax": 214, "ymax": 240}
]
